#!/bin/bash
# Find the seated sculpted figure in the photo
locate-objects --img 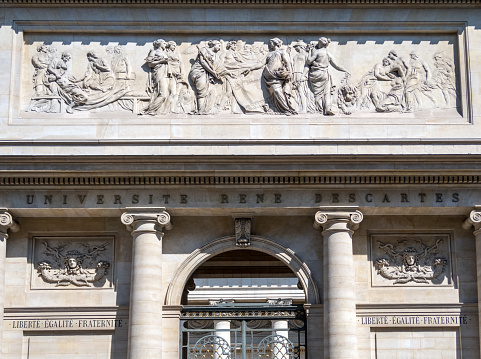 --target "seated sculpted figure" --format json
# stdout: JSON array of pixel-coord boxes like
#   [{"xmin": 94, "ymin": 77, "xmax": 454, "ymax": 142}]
[{"xmin": 46, "ymin": 52, "xmax": 88, "ymax": 113}]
